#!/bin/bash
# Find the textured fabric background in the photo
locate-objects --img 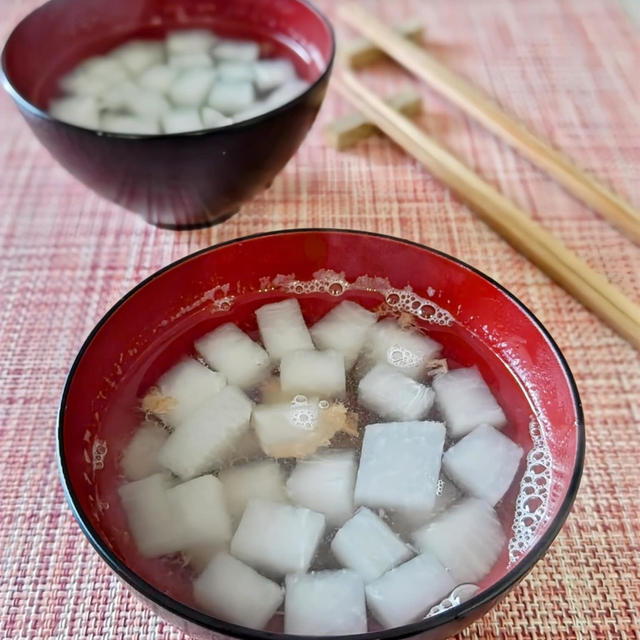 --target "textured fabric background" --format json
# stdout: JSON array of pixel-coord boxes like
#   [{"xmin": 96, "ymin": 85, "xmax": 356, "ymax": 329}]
[{"xmin": 1, "ymin": 0, "xmax": 638, "ymax": 638}]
